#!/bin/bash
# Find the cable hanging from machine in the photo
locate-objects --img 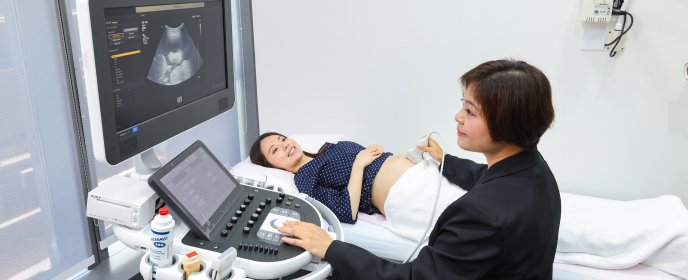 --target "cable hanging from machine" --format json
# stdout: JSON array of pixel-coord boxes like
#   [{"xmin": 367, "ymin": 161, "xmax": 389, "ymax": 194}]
[{"xmin": 605, "ymin": 9, "xmax": 633, "ymax": 57}]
